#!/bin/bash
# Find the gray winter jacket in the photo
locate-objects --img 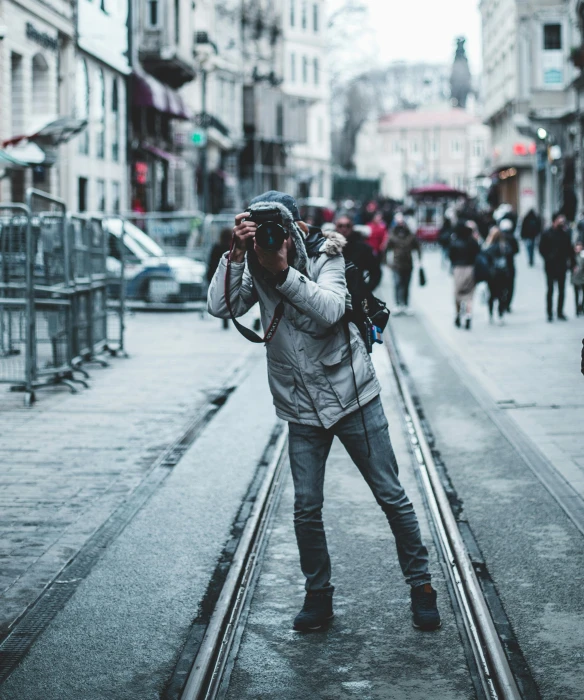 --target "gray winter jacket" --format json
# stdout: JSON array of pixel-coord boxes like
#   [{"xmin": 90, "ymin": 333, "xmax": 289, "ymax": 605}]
[{"xmin": 207, "ymin": 203, "xmax": 381, "ymax": 428}]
